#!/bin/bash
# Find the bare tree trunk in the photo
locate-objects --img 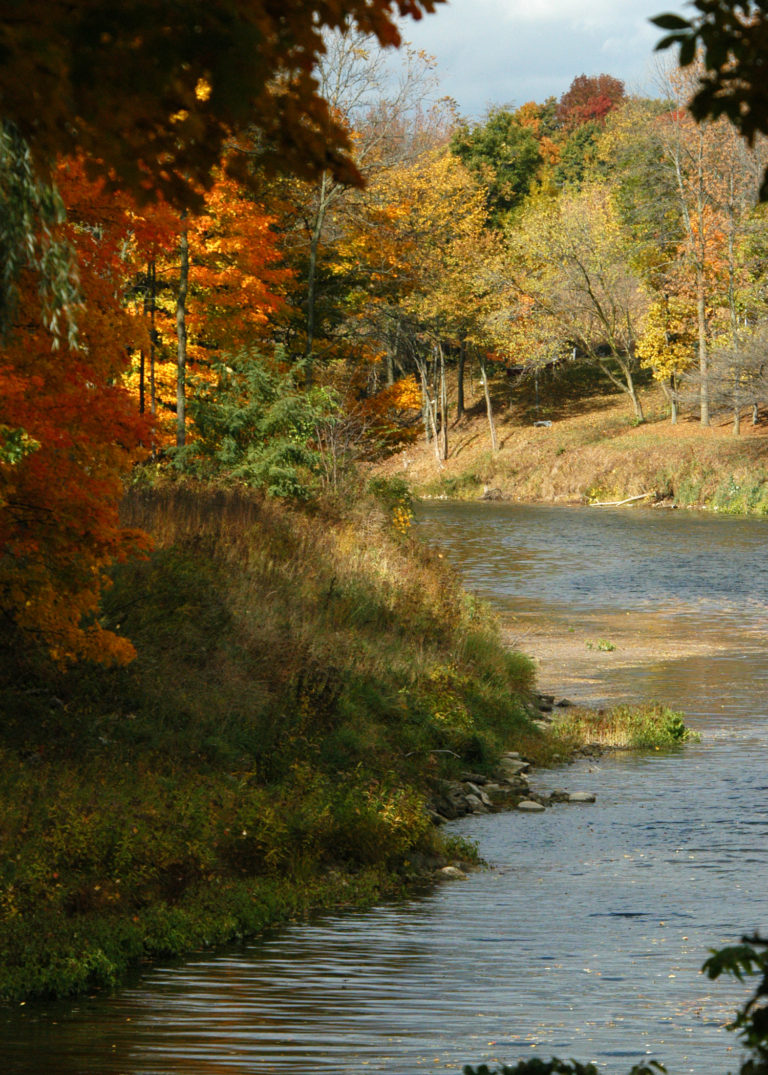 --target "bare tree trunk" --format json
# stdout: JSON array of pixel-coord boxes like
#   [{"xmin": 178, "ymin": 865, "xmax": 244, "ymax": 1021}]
[
  {"xmin": 626, "ymin": 366, "xmax": 645, "ymax": 424},
  {"xmin": 439, "ymin": 341, "xmax": 448, "ymax": 461},
  {"xmin": 697, "ymin": 280, "xmax": 710, "ymax": 426},
  {"xmin": 148, "ymin": 259, "xmax": 157, "ymax": 417},
  {"xmin": 304, "ymin": 171, "xmax": 329, "ymax": 386},
  {"xmin": 416, "ymin": 357, "xmax": 432, "ymax": 446},
  {"xmin": 480, "ymin": 355, "xmax": 498, "ymax": 452},
  {"xmin": 431, "ymin": 396, "xmax": 441, "ymax": 462},
  {"xmin": 176, "ymin": 217, "xmax": 189, "ymax": 448},
  {"xmin": 734, "ymin": 407, "xmax": 741, "ymax": 435},
  {"xmin": 660, "ymin": 380, "xmax": 678, "ymax": 424},
  {"xmin": 456, "ymin": 338, "xmax": 466, "ymax": 419}
]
